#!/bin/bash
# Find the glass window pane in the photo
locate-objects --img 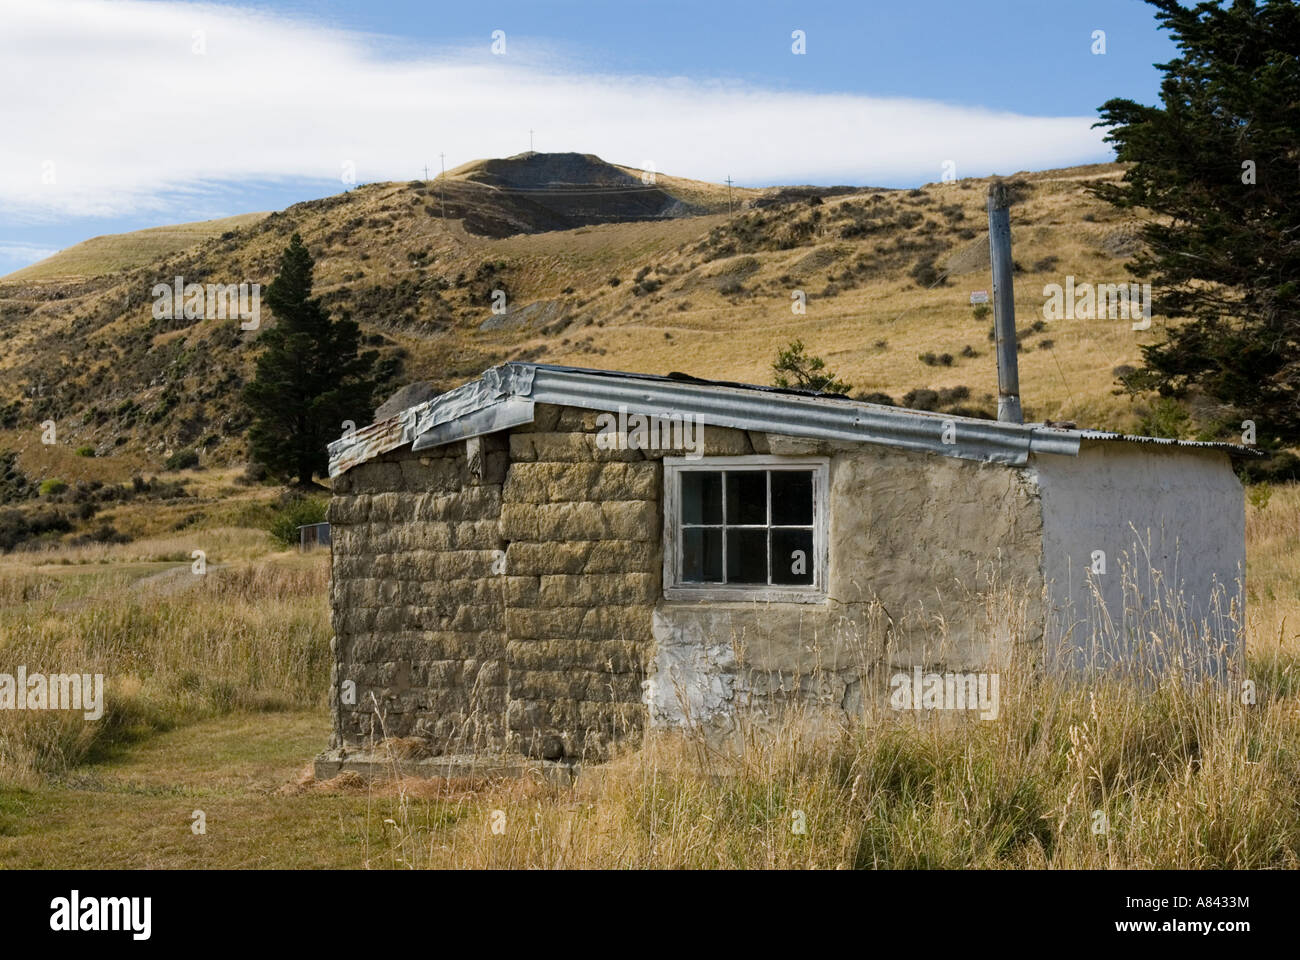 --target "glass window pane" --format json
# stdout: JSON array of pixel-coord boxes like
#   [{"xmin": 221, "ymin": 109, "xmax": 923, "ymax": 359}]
[
  {"xmin": 771, "ymin": 471, "xmax": 813, "ymax": 525},
  {"xmin": 681, "ymin": 471, "xmax": 722, "ymax": 524},
  {"xmin": 682, "ymin": 528, "xmax": 723, "ymax": 582},
  {"xmin": 726, "ymin": 529, "xmax": 768, "ymax": 583},
  {"xmin": 771, "ymin": 528, "xmax": 815, "ymax": 585},
  {"xmin": 725, "ymin": 471, "xmax": 767, "ymax": 525}
]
